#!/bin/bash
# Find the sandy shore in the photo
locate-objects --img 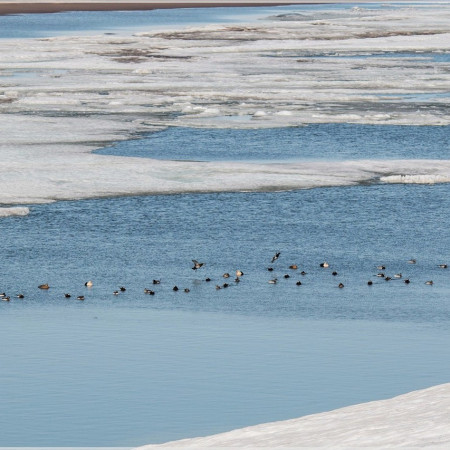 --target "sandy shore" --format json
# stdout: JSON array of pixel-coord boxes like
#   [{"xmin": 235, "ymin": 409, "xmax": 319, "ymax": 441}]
[{"xmin": 0, "ymin": 0, "xmax": 371, "ymax": 15}]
